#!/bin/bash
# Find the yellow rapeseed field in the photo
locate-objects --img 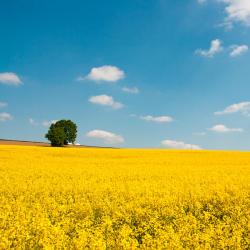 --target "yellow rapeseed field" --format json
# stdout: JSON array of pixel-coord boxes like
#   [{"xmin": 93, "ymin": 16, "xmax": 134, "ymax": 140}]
[{"xmin": 0, "ymin": 145, "xmax": 250, "ymax": 249}]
